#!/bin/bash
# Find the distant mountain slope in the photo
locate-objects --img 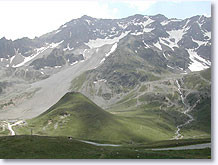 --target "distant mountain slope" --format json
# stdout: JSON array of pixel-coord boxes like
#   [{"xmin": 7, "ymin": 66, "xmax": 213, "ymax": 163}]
[
  {"xmin": 70, "ymin": 67, "xmax": 211, "ymax": 138},
  {"xmin": 112, "ymin": 68, "xmax": 211, "ymax": 139},
  {"xmin": 0, "ymin": 14, "xmax": 211, "ymax": 124}
]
